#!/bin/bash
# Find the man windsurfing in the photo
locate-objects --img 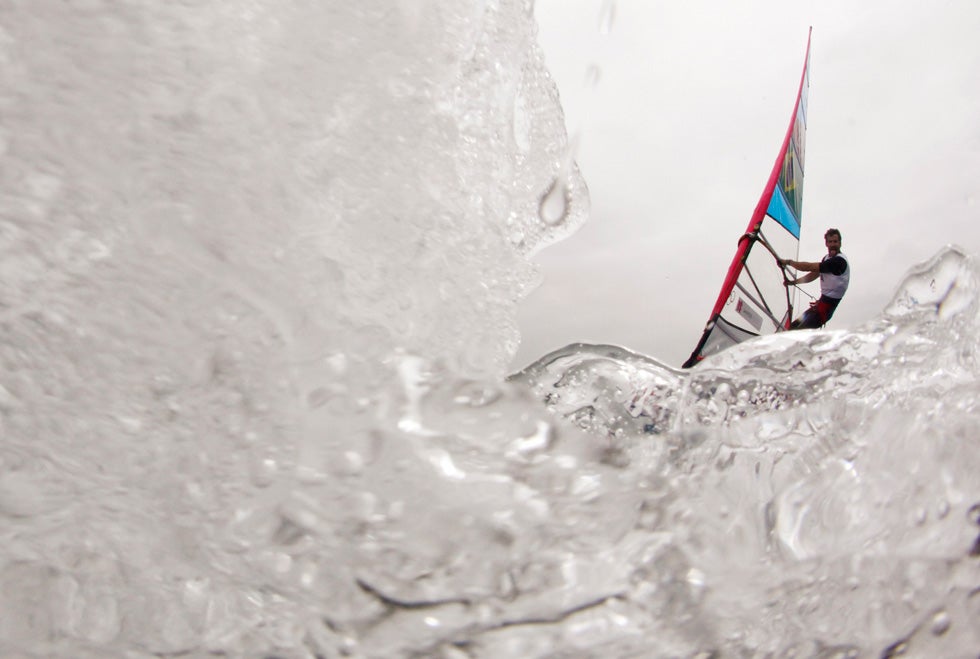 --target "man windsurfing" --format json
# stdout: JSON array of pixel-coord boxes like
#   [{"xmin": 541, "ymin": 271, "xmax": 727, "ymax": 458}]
[{"xmin": 779, "ymin": 228, "xmax": 849, "ymax": 329}]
